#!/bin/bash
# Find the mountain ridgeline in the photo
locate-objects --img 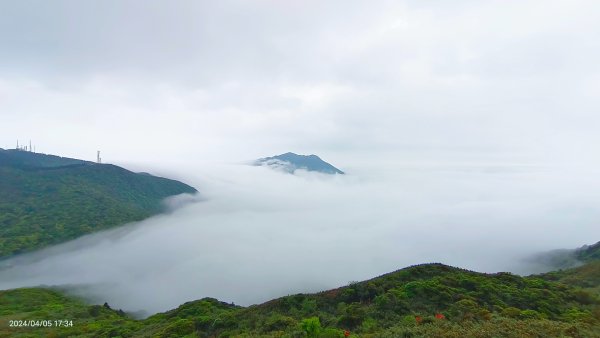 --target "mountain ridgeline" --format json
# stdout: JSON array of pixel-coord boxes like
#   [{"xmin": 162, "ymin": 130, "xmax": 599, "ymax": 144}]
[
  {"xmin": 577, "ymin": 242, "xmax": 600, "ymax": 263},
  {"xmin": 2, "ymin": 259, "xmax": 600, "ymax": 337},
  {"xmin": 528, "ymin": 240, "xmax": 600, "ymax": 272},
  {"xmin": 254, "ymin": 152, "xmax": 344, "ymax": 175},
  {"xmin": 0, "ymin": 148, "xmax": 197, "ymax": 258}
]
